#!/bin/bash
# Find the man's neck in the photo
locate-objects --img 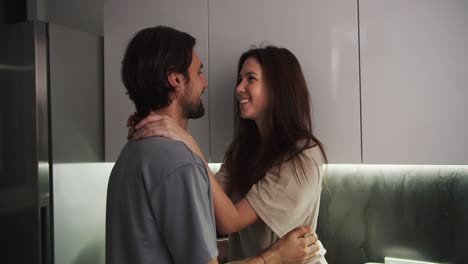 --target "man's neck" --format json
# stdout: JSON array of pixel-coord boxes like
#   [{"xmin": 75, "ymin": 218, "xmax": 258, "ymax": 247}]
[{"xmin": 151, "ymin": 107, "xmax": 188, "ymax": 130}]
